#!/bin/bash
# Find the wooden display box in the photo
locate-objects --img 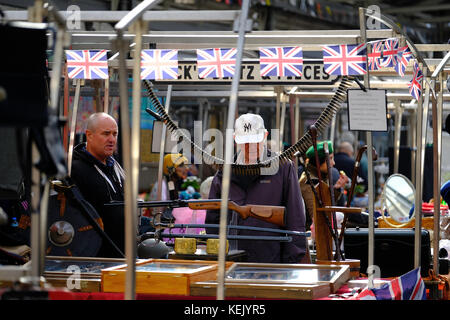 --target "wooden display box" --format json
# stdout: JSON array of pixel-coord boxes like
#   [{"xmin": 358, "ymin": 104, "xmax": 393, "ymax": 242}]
[
  {"xmin": 44, "ymin": 256, "xmax": 129, "ymax": 292},
  {"xmin": 191, "ymin": 262, "xmax": 349, "ymax": 299},
  {"xmin": 101, "ymin": 259, "xmax": 232, "ymax": 296}
]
